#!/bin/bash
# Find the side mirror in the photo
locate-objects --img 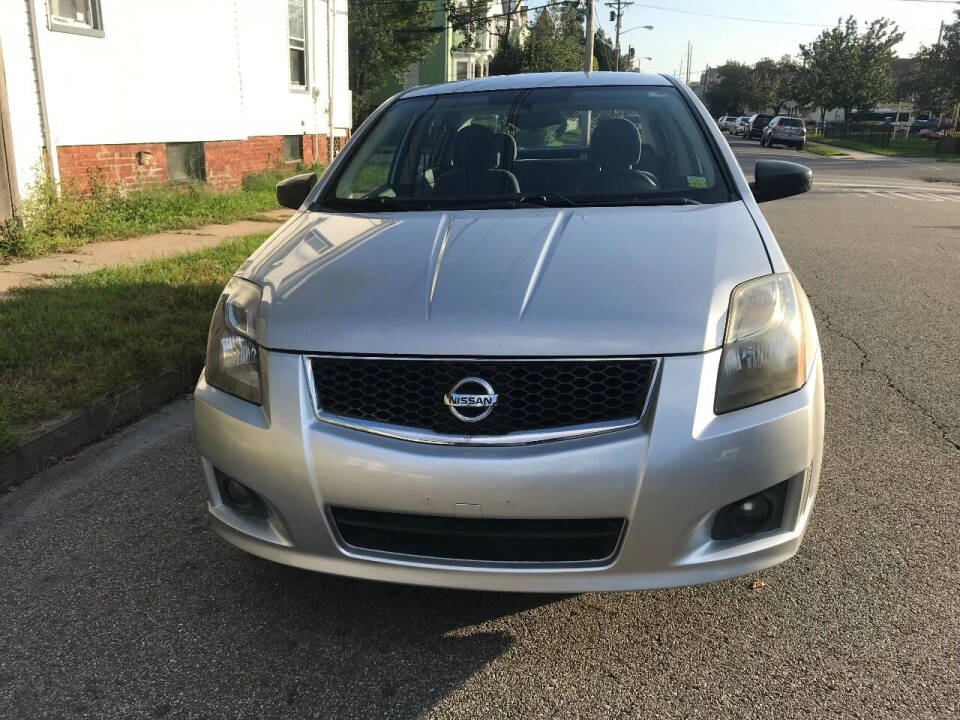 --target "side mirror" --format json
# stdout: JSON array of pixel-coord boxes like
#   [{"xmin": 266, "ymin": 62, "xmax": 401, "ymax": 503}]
[
  {"xmin": 276, "ymin": 172, "xmax": 318, "ymax": 210},
  {"xmin": 749, "ymin": 160, "xmax": 812, "ymax": 203}
]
